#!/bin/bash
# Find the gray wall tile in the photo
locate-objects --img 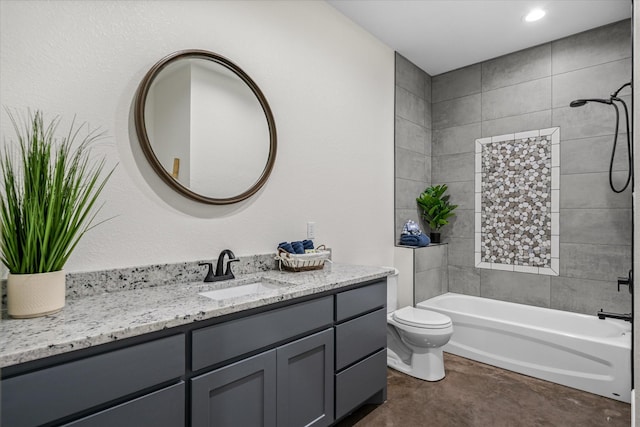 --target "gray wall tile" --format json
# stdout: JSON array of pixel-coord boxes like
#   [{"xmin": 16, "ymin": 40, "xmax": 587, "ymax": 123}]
[
  {"xmin": 432, "ymin": 64, "xmax": 481, "ymax": 103},
  {"xmin": 482, "ymin": 44, "xmax": 551, "ymax": 92},
  {"xmin": 482, "ymin": 110, "xmax": 552, "ymax": 137},
  {"xmin": 560, "ymin": 243, "xmax": 632, "ymax": 281},
  {"xmin": 439, "ymin": 180, "xmax": 474, "ymax": 210},
  {"xmin": 431, "ymin": 153, "xmax": 475, "ymax": 183},
  {"xmin": 447, "ymin": 237, "xmax": 474, "ymax": 266},
  {"xmin": 551, "ymin": 276, "xmax": 631, "ymax": 315},
  {"xmin": 482, "ymin": 78, "xmax": 551, "ymax": 121},
  {"xmin": 441, "ymin": 209, "xmax": 474, "ymax": 240},
  {"xmin": 396, "ymin": 147, "xmax": 427, "ymax": 181},
  {"xmin": 396, "ymin": 178, "xmax": 427, "ymax": 209},
  {"xmin": 415, "ymin": 268, "xmax": 447, "ymax": 303},
  {"xmin": 415, "ymin": 245, "xmax": 447, "ymax": 272},
  {"xmin": 396, "ymin": 54, "xmax": 426, "ymax": 99},
  {"xmin": 395, "ymin": 117, "xmax": 429, "ymax": 154},
  {"xmin": 552, "ymin": 59, "xmax": 631, "ymax": 108},
  {"xmin": 448, "ymin": 266, "xmax": 480, "ymax": 296},
  {"xmin": 480, "ymin": 270, "xmax": 551, "ymax": 307},
  {"xmin": 560, "ymin": 209, "xmax": 632, "ymax": 245},
  {"xmin": 561, "ymin": 172, "xmax": 632, "ymax": 209},
  {"xmin": 552, "ymin": 20, "xmax": 631, "ymax": 75},
  {"xmin": 561, "ymin": 135, "xmax": 631, "ymax": 175},
  {"xmin": 396, "ymin": 86, "xmax": 427, "ymax": 126},
  {"xmin": 395, "ymin": 53, "xmax": 432, "ymax": 246},
  {"xmin": 424, "ymin": 73, "xmax": 432, "ymax": 103},
  {"xmin": 432, "ymin": 123, "xmax": 480, "ymax": 156},
  {"xmin": 432, "ymin": 94, "xmax": 481, "ymax": 130}
]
